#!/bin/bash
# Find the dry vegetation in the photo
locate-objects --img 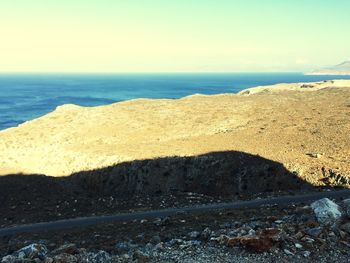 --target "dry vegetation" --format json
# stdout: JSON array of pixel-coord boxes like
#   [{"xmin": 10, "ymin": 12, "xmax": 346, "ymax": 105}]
[{"xmin": 0, "ymin": 80, "xmax": 349, "ymax": 187}]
